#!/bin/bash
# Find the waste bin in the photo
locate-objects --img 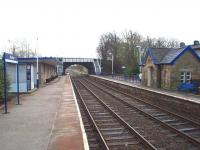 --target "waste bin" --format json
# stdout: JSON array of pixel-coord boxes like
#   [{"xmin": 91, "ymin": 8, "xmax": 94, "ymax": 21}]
[{"xmin": 198, "ymin": 87, "xmax": 200, "ymax": 95}]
